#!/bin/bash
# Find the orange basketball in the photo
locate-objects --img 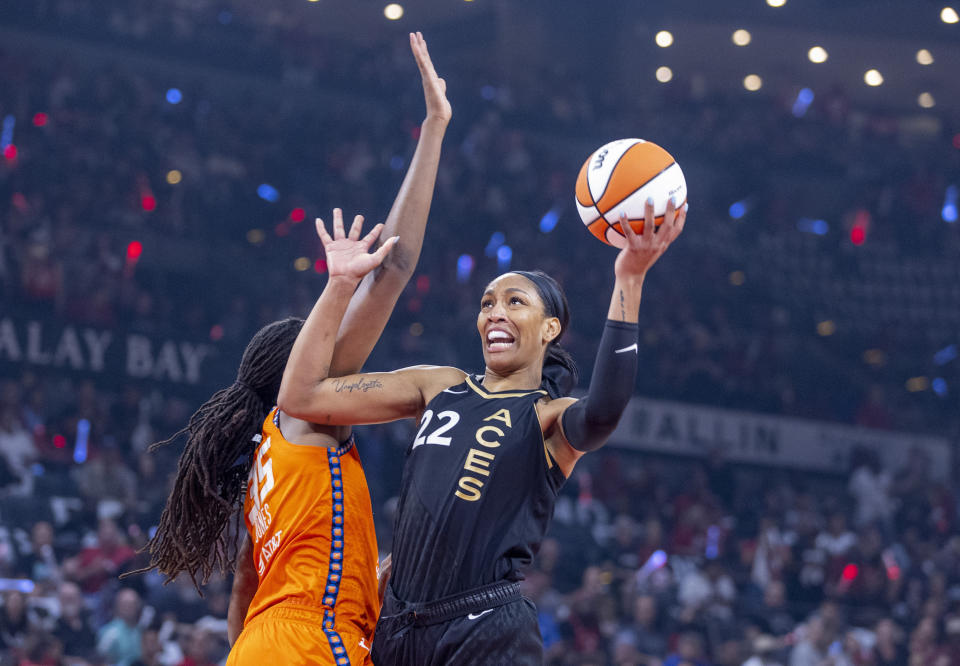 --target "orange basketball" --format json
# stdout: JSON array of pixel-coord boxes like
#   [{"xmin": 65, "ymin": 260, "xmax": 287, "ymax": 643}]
[{"xmin": 575, "ymin": 138, "xmax": 687, "ymax": 247}]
